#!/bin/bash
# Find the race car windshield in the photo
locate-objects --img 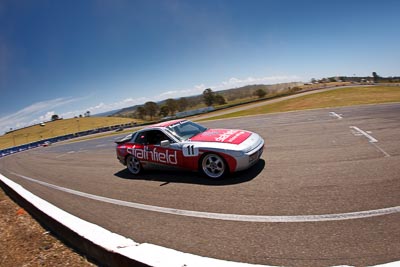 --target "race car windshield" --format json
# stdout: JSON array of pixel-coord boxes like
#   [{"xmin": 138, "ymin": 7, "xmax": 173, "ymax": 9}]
[{"xmin": 167, "ymin": 121, "xmax": 207, "ymax": 141}]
